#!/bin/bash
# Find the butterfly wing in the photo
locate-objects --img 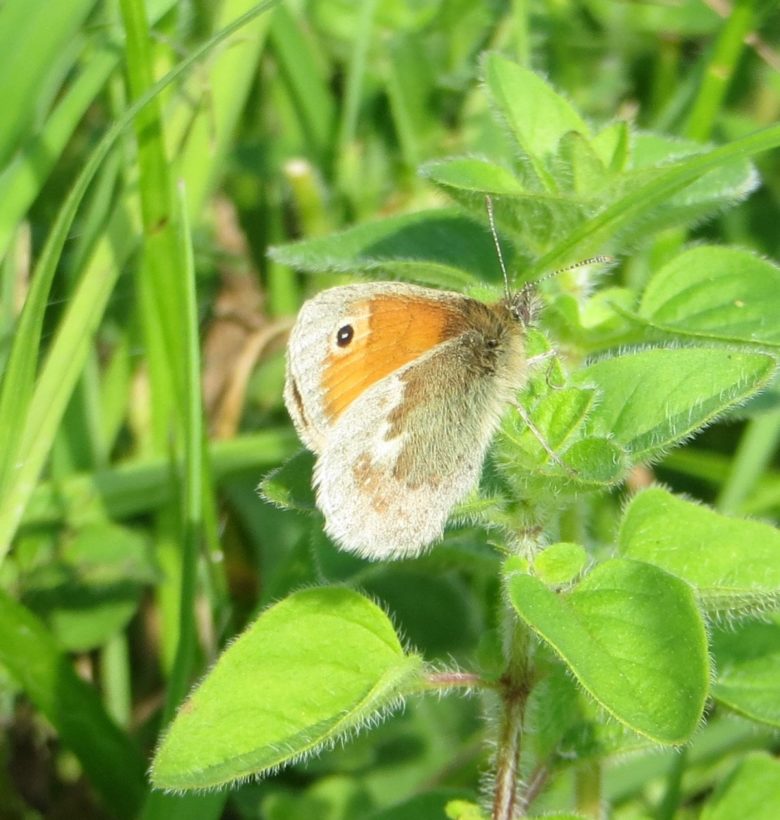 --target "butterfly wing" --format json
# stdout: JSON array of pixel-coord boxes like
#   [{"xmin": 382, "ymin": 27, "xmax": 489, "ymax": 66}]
[
  {"xmin": 285, "ymin": 282, "xmax": 468, "ymax": 452},
  {"xmin": 315, "ymin": 325, "xmax": 526, "ymax": 559}
]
